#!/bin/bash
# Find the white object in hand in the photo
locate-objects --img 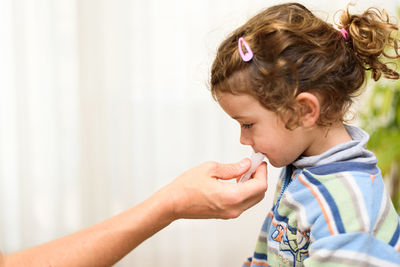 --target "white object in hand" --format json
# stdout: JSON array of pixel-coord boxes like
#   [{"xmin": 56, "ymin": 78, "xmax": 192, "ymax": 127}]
[{"xmin": 239, "ymin": 152, "xmax": 265, "ymax": 183}]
